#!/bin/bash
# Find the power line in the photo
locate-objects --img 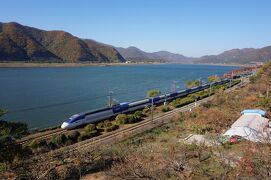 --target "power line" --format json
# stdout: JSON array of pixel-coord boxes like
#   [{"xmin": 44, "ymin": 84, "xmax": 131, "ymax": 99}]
[
  {"xmin": 8, "ymin": 83, "xmax": 188, "ymax": 114},
  {"xmin": 8, "ymin": 85, "xmax": 166, "ymax": 113}
]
